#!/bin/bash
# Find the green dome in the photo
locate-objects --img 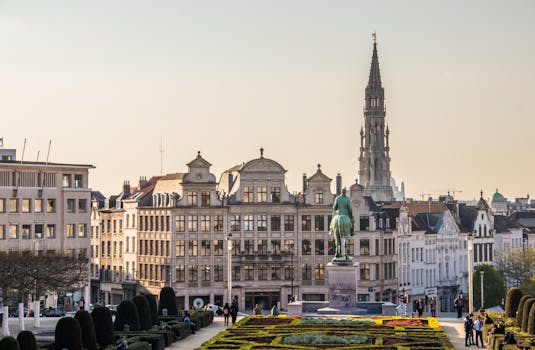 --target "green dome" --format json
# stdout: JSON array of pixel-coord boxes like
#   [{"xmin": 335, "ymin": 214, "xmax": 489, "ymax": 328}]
[{"xmin": 492, "ymin": 190, "xmax": 506, "ymax": 203}]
